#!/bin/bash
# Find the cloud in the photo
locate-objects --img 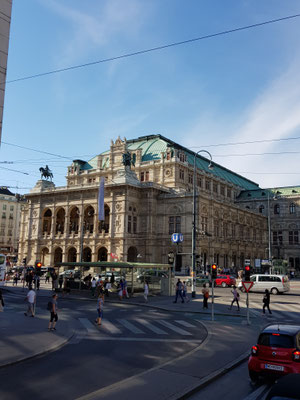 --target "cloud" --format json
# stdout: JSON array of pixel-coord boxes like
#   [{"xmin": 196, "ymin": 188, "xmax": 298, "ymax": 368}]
[
  {"xmin": 42, "ymin": 0, "xmax": 148, "ymax": 65},
  {"xmin": 183, "ymin": 57, "xmax": 300, "ymax": 188}
]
